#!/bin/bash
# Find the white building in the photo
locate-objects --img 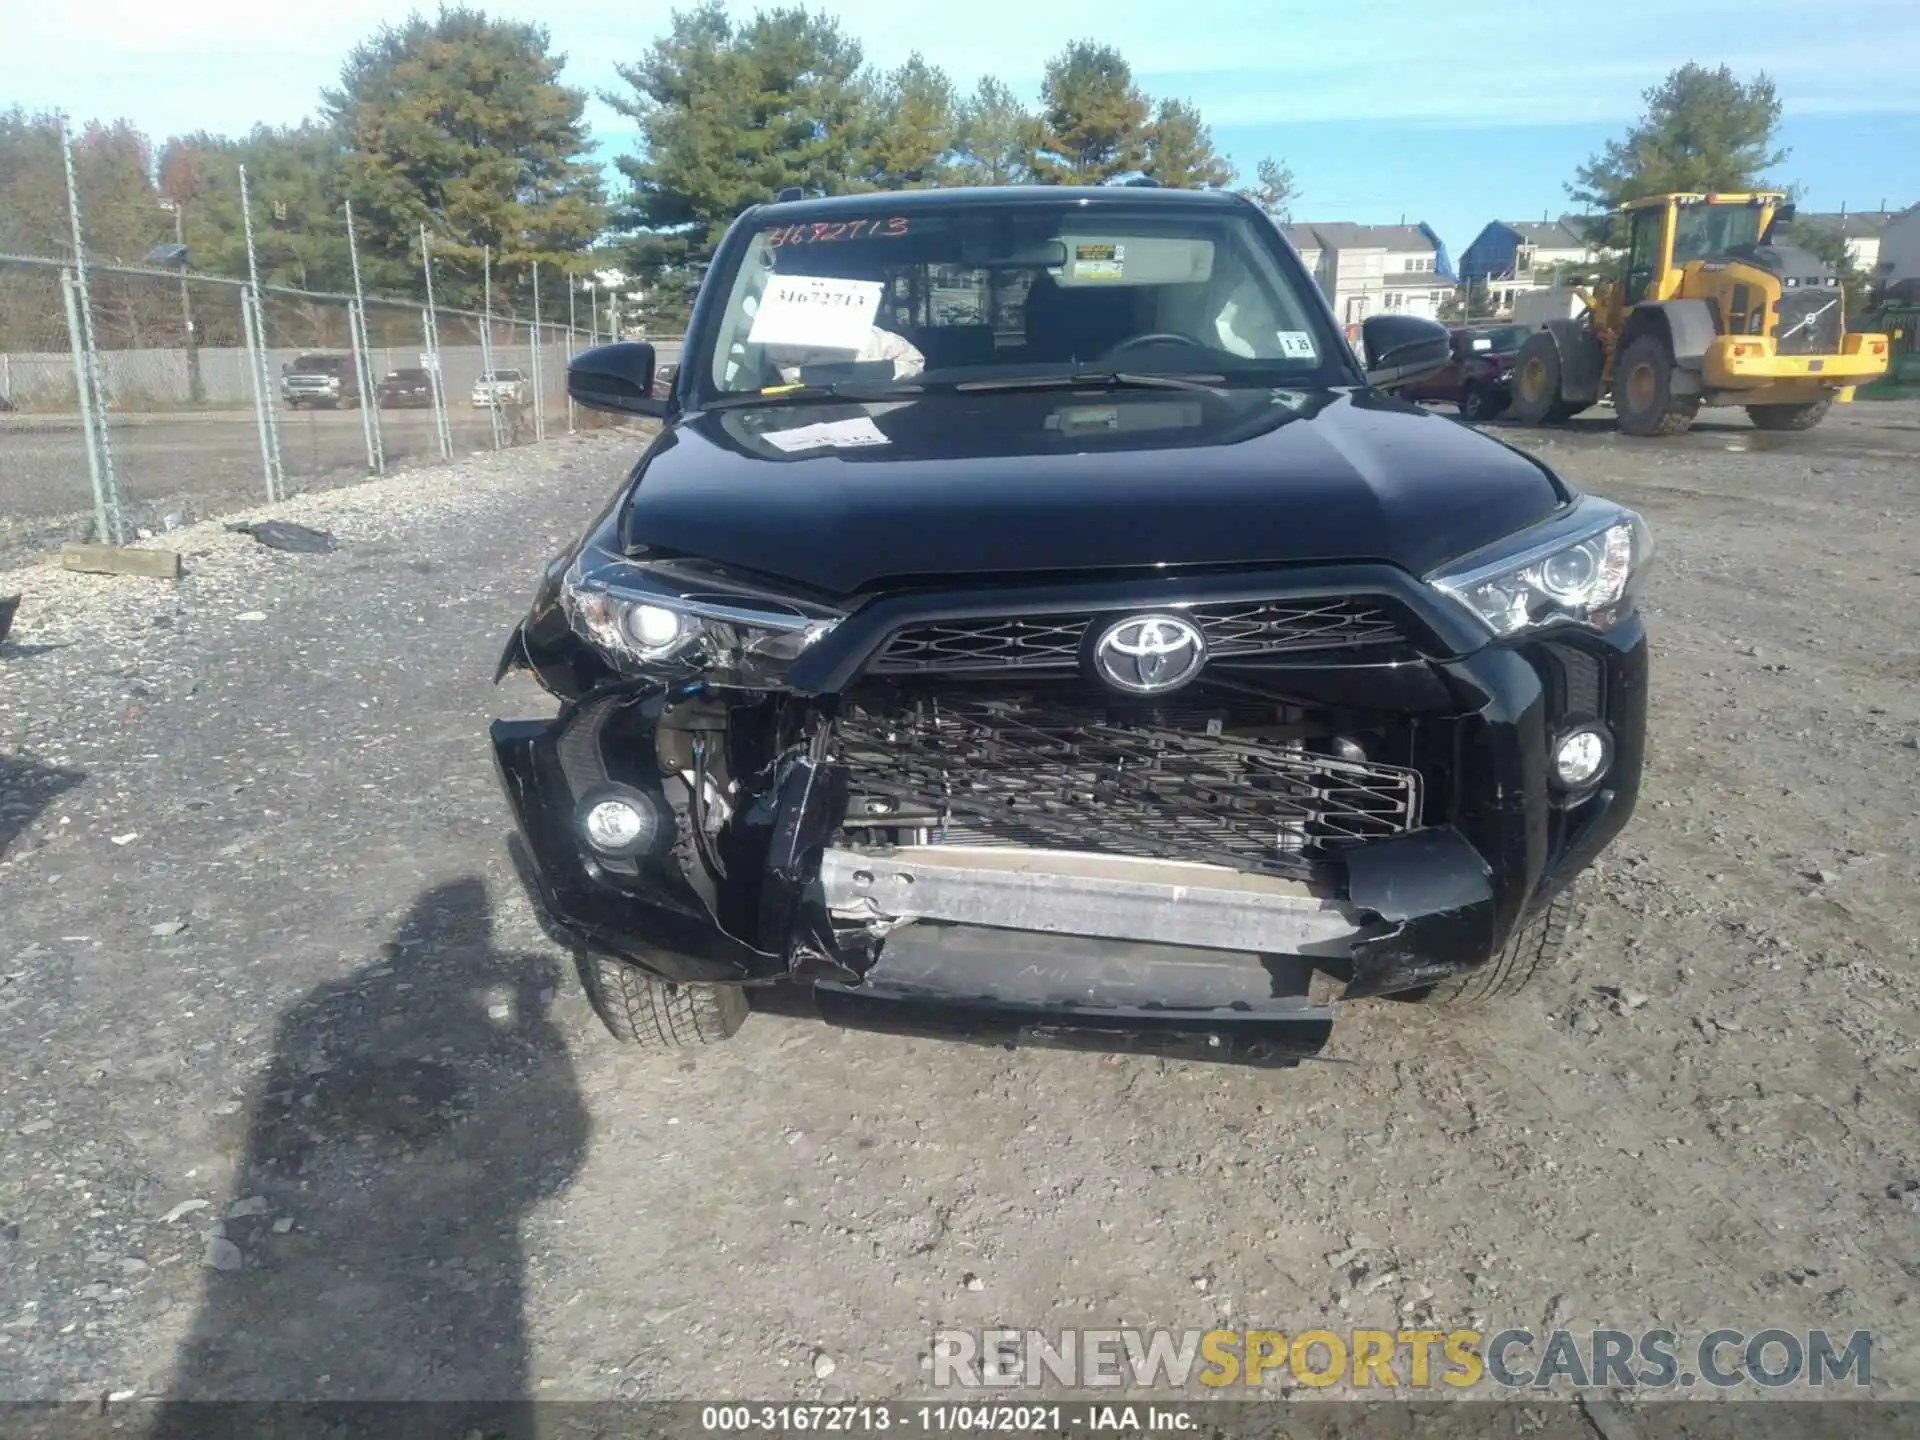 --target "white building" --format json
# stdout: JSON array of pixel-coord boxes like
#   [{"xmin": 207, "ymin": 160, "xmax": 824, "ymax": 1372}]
[
  {"xmin": 1796, "ymin": 209, "xmax": 1903, "ymax": 278},
  {"xmin": 1877, "ymin": 205, "xmax": 1920, "ymax": 290},
  {"xmin": 1282, "ymin": 222, "xmax": 1454, "ymax": 328}
]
